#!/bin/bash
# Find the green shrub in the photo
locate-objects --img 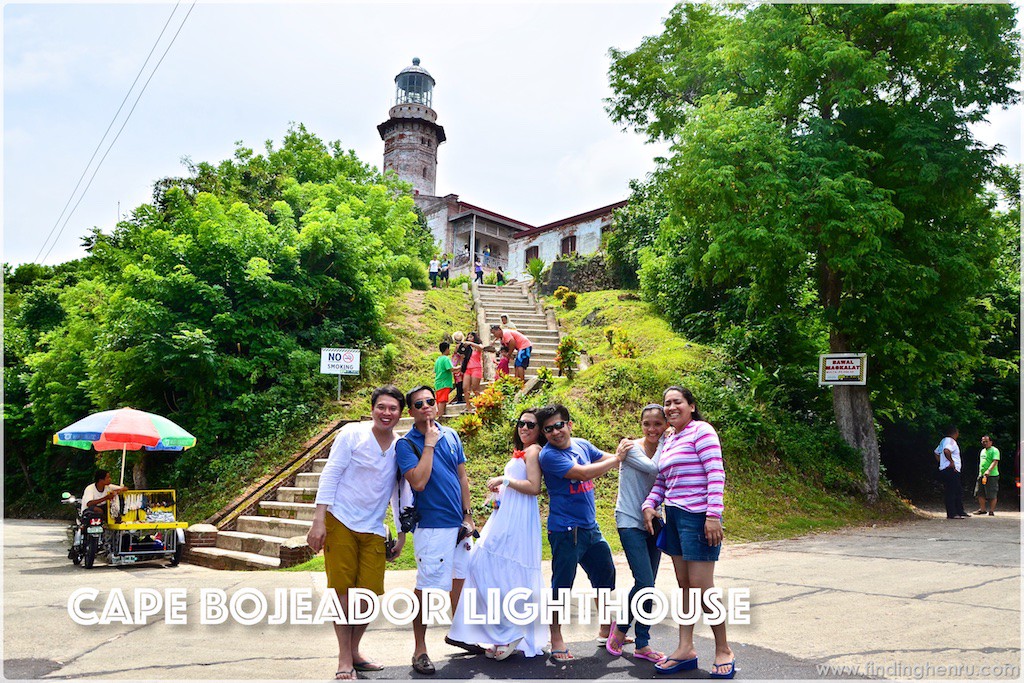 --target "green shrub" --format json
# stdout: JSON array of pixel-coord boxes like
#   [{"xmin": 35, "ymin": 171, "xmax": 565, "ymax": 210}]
[
  {"xmin": 555, "ymin": 335, "xmax": 583, "ymax": 378},
  {"xmin": 562, "ymin": 292, "xmax": 578, "ymax": 310},
  {"xmin": 553, "ymin": 286, "xmax": 570, "ymax": 300},
  {"xmin": 526, "ymin": 258, "xmax": 546, "ymax": 283}
]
